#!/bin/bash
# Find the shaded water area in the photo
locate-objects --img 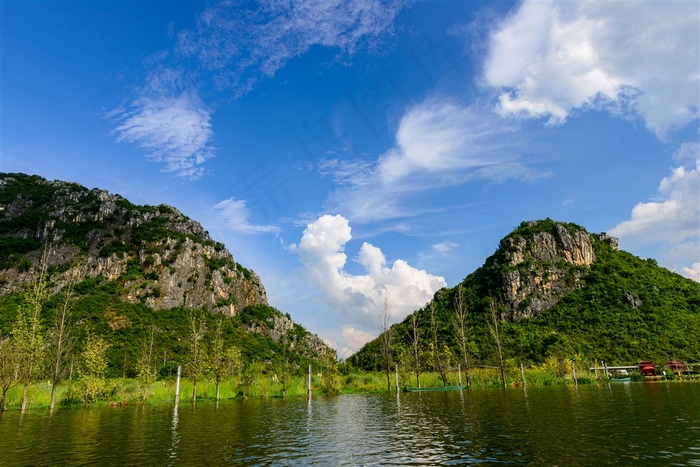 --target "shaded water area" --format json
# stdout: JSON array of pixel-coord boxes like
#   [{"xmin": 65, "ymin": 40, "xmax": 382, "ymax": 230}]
[{"xmin": 1, "ymin": 382, "xmax": 698, "ymax": 465}]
